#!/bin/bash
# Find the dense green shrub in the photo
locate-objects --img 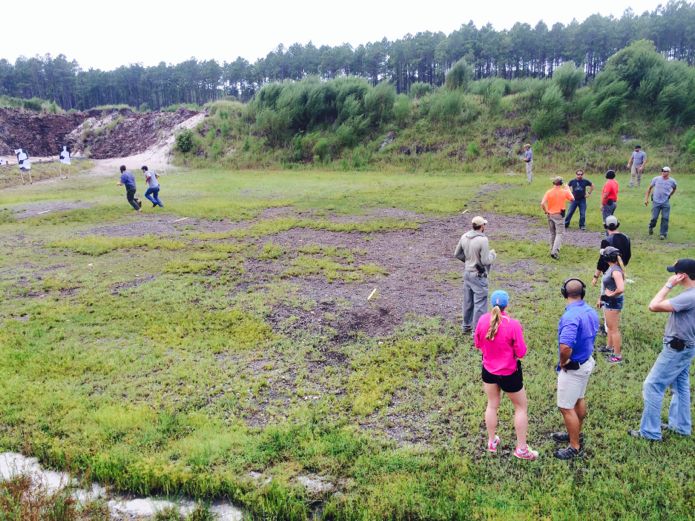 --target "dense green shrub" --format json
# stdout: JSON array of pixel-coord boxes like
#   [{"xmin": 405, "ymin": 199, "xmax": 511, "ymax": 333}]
[
  {"xmin": 552, "ymin": 62, "xmax": 584, "ymax": 100},
  {"xmin": 175, "ymin": 130, "xmax": 196, "ymax": 153},
  {"xmin": 393, "ymin": 94, "xmax": 412, "ymax": 127},
  {"xmin": 409, "ymin": 82, "xmax": 433, "ymax": 99},
  {"xmin": 445, "ymin": 59, "xmax": 473, "ymax": 90},
  {"xmin": 532, "ymin": 84, "xmax": 566, "ymax": 137}
]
